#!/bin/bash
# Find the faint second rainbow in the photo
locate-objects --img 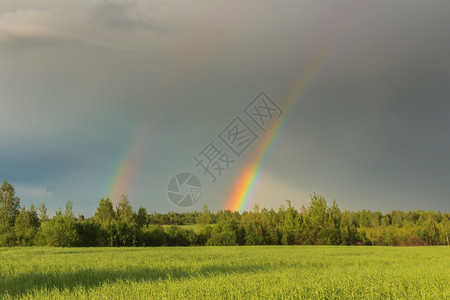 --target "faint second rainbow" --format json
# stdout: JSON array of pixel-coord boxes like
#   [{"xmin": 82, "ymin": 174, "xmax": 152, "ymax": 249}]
[{"xmin": 104, "ymin": 118, "xmax": 151, "ymax": 205}]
